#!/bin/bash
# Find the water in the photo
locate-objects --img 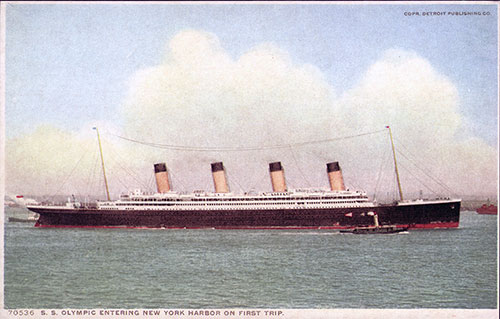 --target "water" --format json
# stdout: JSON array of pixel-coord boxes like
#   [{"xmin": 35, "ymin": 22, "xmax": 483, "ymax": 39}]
[{"xmin": 3, "ymin": 207, "xmax": 498, "ymax": 309}]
